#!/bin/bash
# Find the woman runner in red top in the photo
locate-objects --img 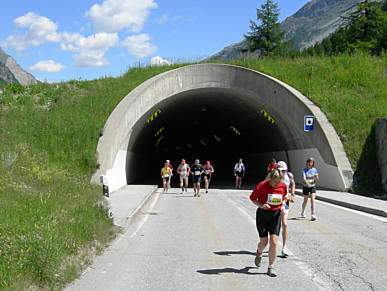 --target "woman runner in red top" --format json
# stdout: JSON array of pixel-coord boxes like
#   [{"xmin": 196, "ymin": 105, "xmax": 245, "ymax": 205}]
[{"xmin": 250, "ymin": 169, "xmax": 287, "ymax": 277}]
